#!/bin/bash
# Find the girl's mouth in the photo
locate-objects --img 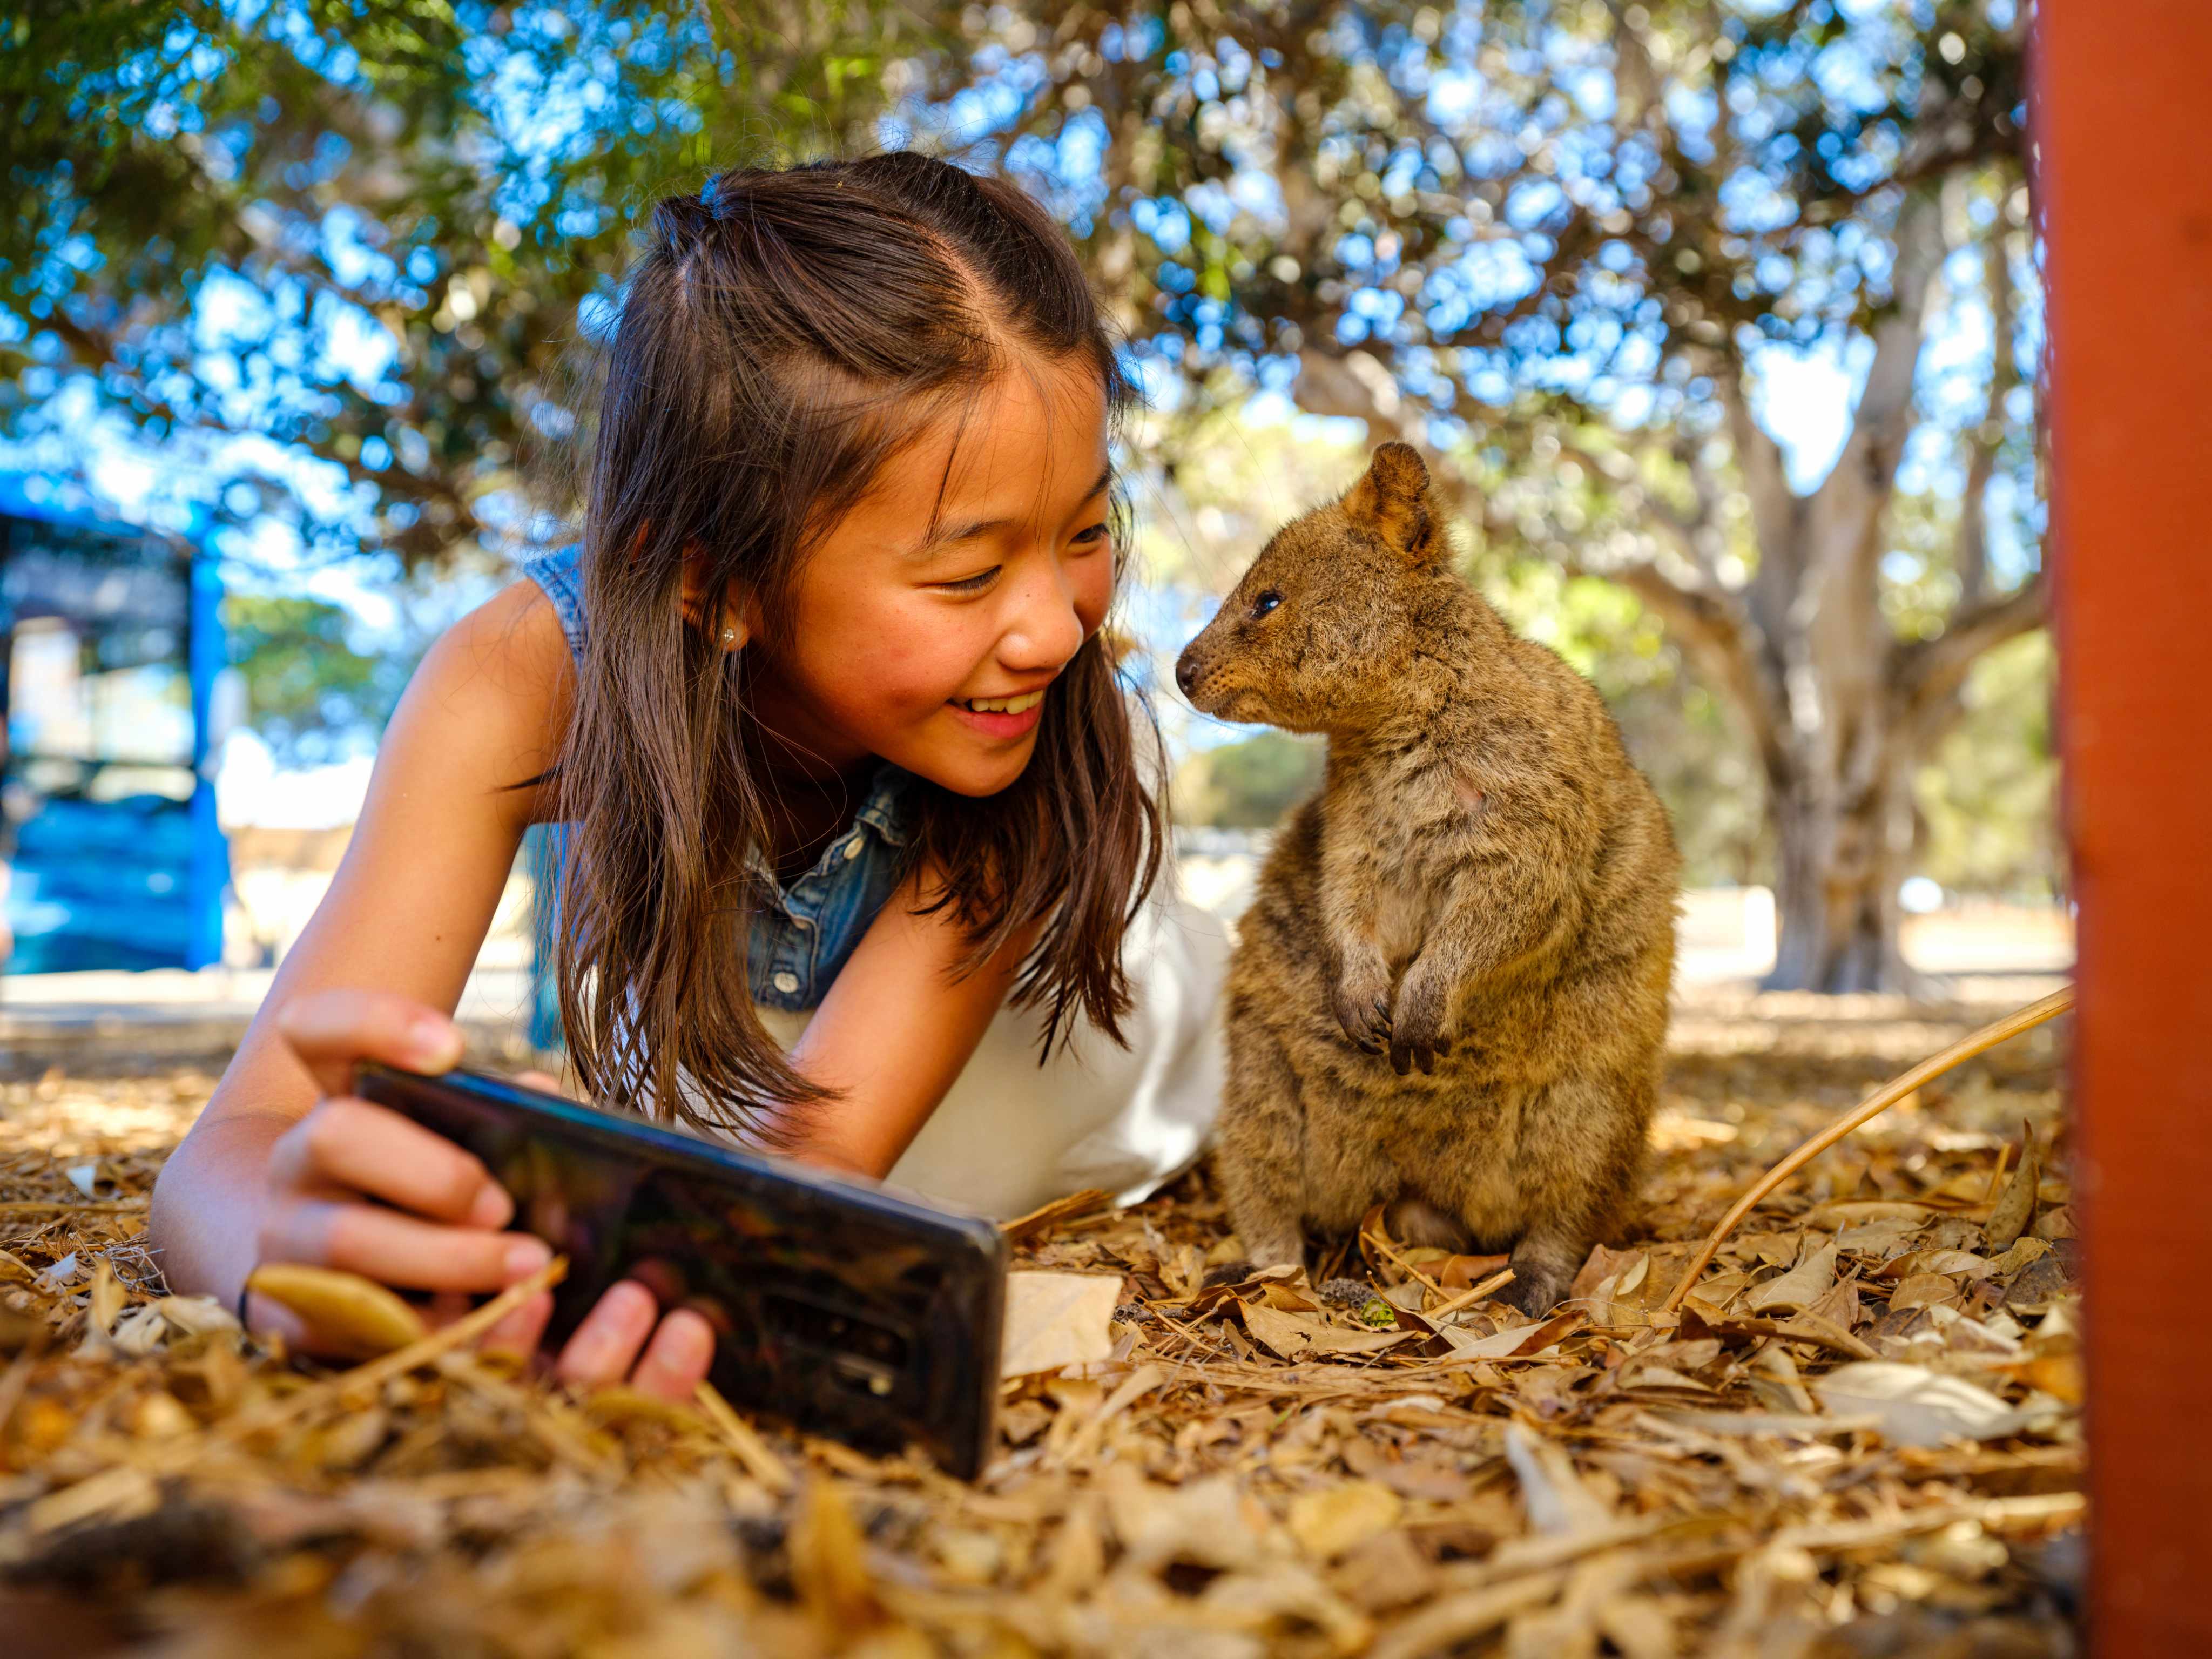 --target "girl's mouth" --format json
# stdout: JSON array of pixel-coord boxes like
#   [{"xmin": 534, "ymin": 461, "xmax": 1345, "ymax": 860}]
[{"xmin": 949, "ymin": 687, "xmax": 1046, "ymax": 739}]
